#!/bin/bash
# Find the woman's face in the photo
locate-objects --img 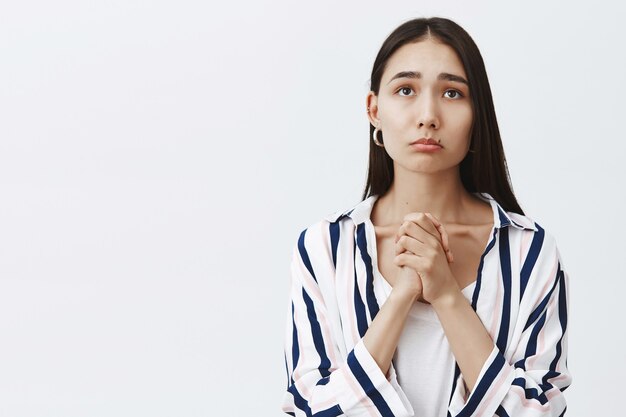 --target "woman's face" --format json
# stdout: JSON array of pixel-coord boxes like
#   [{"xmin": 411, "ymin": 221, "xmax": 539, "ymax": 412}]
[{"xmin": 367, "ymin": 38, "xmax": 473, "ymax": 174}]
